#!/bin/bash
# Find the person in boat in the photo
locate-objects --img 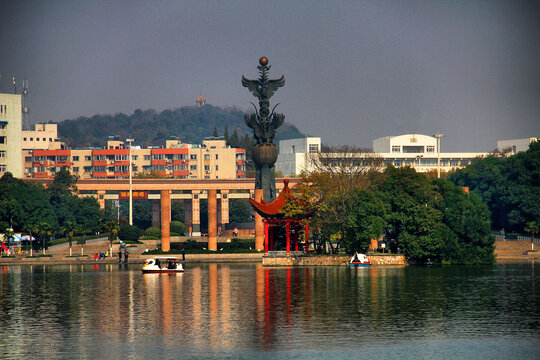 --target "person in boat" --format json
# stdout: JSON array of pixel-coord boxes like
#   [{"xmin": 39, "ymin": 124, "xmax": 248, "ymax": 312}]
[
  {"xmin": 155, "ymin": 258, "xmax": 161, "ymax": 269},
  {"xmin": 353, "ymin": 253, "xmax": 359, "ymax": 263},
  {"xmin": 99, "ymin": 251, "xmax": 105, "ymax": 260},
  {"xmin": 94, "ymin": 253, "xmax": 99, "ymax": 261}
]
